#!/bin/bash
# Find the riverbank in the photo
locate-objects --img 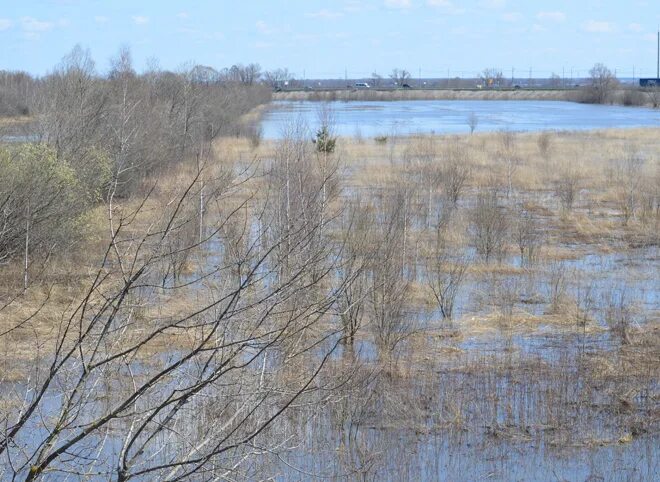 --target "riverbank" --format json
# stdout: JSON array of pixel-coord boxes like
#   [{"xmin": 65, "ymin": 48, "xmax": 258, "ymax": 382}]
[
  {"xmin": 273, "ymin": 87, "xmax": 659, "ymax": 108},
  {"xmin": 274, "ymin": 88, "xmax": 576, "ymax": 102}
]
